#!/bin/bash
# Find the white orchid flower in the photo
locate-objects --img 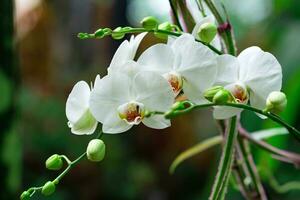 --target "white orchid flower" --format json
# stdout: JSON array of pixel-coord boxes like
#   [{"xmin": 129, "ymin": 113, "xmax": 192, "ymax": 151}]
[
  {"xmin": 213, "ymin": 46, "xmax": 282, "ymax": 119},
  {"xmin": 192, "ymin": 15, "xmax": 221, "ymax": 50},
  {"xmin": 108, "ymin": 32, "xmax": 147, "ymax": 74},
  {"xmin": 65, "ymin": 76, "xmax": 100, "ymax": 135},
  {"xmin": 137, "ymin": 34, "xmax": 217, "ymax": 104},
  {"xmin": 89, "ymin": 71, "xmax": 174, "ymax": 134}
]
